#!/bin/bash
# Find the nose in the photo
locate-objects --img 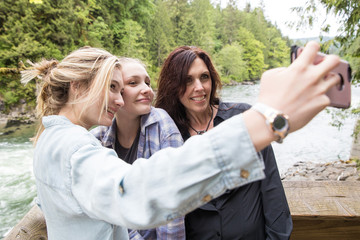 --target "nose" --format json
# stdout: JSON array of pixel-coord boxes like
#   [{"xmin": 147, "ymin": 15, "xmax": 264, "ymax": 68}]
[
  {"xmin": 140, "ymin": 83, "xmax": 151, "ymax": 95},
  {"xmin": 115, "ymin": 93, "xmax": 124, "ymax": 108},
  {"xmin": 193, "ymin": 79, "xmax": 204, "ymax": 91}
]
